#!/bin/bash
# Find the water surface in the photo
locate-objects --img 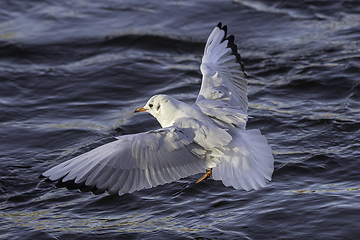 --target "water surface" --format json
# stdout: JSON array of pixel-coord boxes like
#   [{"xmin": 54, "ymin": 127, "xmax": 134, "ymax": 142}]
[{"xmin": 1, "ymin": 0, "xmax": 360, "ymax": 239}]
